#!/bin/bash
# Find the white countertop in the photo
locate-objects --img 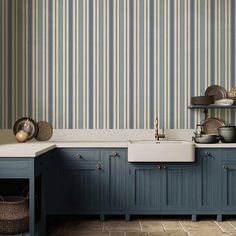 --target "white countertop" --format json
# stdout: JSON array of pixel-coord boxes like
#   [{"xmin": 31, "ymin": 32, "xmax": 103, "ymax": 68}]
[
  {"xmin": 0, "ymin": 143, "xmax": 56, "ymax": 157},
  {"xmin": 0, "ymin": 141, "xmax": 128, "ymax": 157},
  {"xmin": 194, "ymin": 143, "xmax": 236, "ymax": 148},
  {"xmin": 48, "ymin": 141, "xmax": 128, "ymax": 148},
  {"xmin": 1, "ymin": 141, "xmax": 236, "ymax": 157}
]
